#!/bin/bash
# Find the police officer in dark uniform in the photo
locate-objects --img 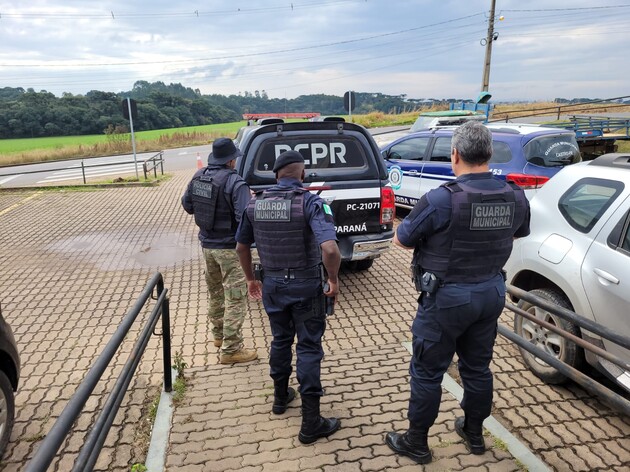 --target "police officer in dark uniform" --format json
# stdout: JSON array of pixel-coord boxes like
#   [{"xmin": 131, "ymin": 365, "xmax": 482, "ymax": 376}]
[
  {"xmin": 235, "ymin": 150, "xmax": 342, "ymax": 444},
  {"xmin": 385, "ymin": 121, "xmax": 530, "ymax": 464},
  {"xmin": 182, "ymin": 137, "xmax": 258, "ymax": 365}
]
